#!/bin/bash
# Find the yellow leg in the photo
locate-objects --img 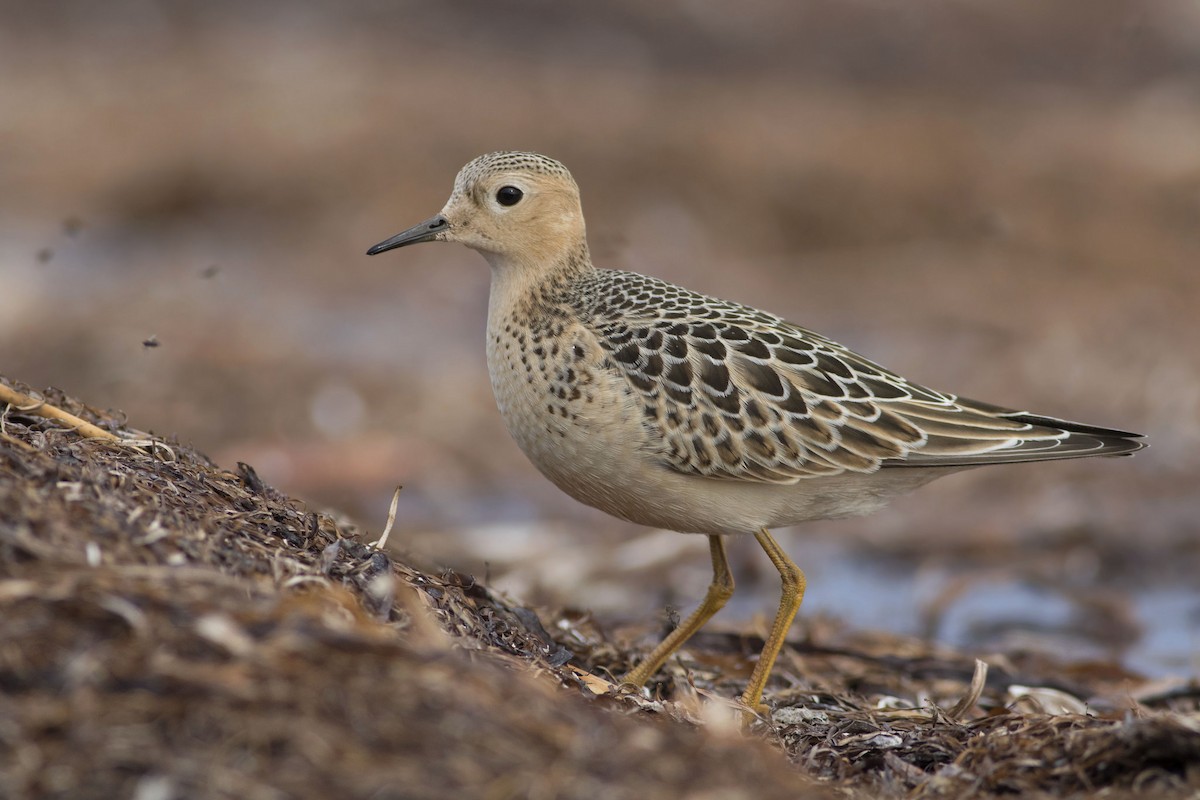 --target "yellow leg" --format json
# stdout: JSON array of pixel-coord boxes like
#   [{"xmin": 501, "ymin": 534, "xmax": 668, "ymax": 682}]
[
  {"xmin": 623, "ymin": 534, "xmax": 734, "ymax": 689},
  {"xmin": 740, "ymin": 528, "xmax": 806, "ymax": 716}
]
